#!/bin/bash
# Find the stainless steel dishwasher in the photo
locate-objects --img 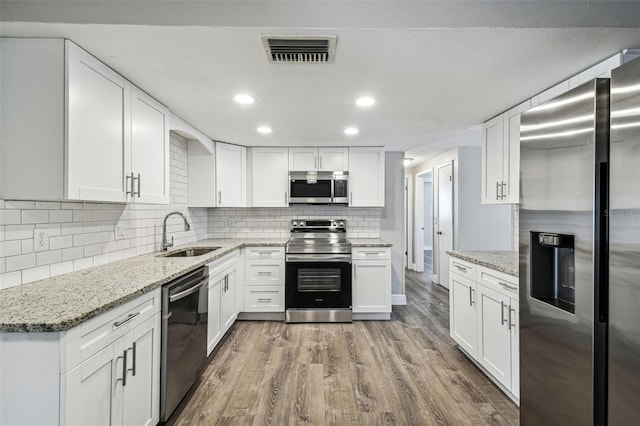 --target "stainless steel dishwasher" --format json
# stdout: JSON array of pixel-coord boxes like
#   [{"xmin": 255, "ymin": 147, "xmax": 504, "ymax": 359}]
[{"xmin": 160, "ymin": 266, "xmax": 209, "ymax": 422}]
